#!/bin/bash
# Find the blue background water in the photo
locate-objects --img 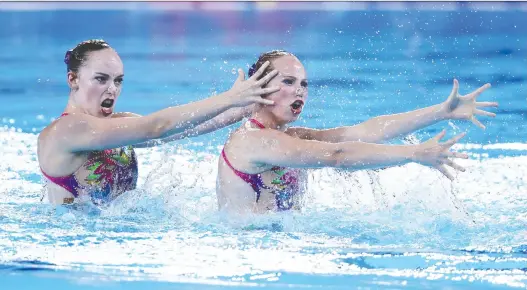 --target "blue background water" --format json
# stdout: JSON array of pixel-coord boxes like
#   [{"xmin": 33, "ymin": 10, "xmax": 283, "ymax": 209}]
[{"xmin": 0, "ymin": 5, "xmax": 526, "ymax": 289}]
